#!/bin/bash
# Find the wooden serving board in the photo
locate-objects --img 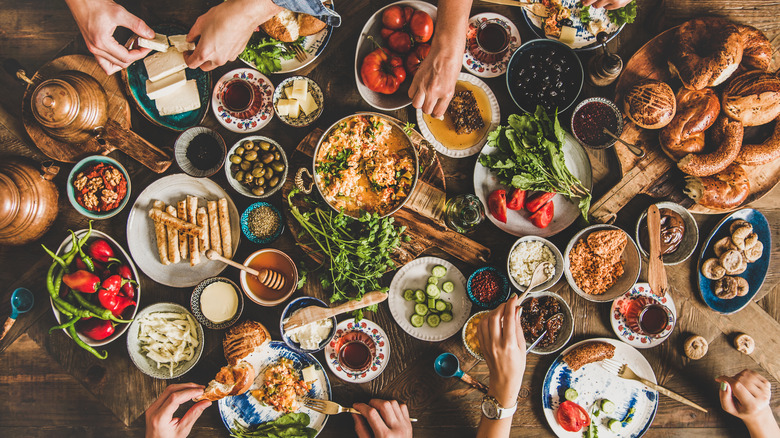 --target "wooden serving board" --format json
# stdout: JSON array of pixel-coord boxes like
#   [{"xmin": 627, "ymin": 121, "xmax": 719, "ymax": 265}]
[
  {"xmin": 590, "ymin": 26, "xmax": 780, "ymax": 223},
  {"xmin": 281, "ymin": 122, "xmax": 491, "ymax": 268},
  {"xmin": 20, "ymin": 55, "xmax": 171, "ymax": 173}
]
